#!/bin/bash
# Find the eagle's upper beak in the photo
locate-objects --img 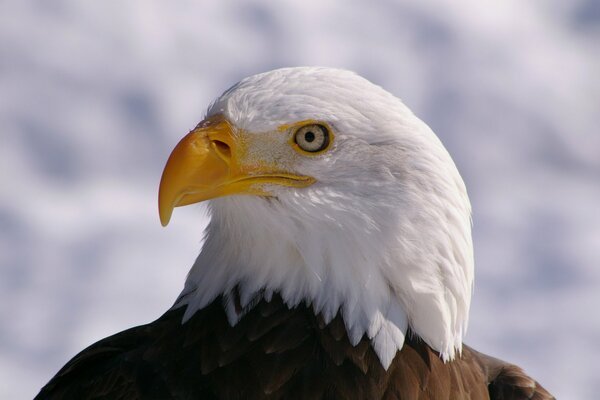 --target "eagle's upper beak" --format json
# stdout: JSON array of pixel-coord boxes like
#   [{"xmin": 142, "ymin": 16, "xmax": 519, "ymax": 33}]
[{"xmin": 158, "ymin": 115, "xmax": 315, "ymax": 226}]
